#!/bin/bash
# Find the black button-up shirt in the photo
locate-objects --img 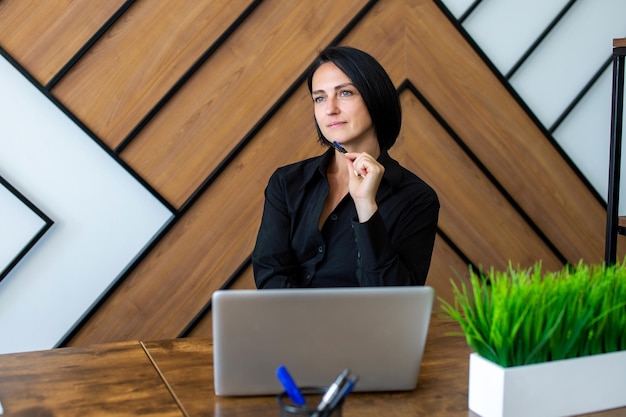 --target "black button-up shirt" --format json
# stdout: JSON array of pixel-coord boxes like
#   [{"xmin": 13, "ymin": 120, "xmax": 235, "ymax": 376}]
[{"xmin": 252, "ymin": 148, "xmax": 439, "ymax": 288}]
